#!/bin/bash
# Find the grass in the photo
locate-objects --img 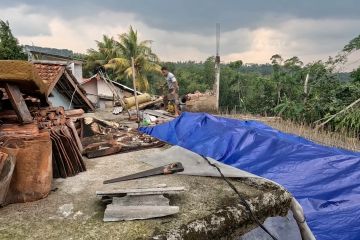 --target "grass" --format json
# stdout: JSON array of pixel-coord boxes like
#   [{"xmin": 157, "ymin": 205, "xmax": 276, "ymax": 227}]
[{"xmin": 220, "ymin": 113, "xmax": 360, "ymax": 152}]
